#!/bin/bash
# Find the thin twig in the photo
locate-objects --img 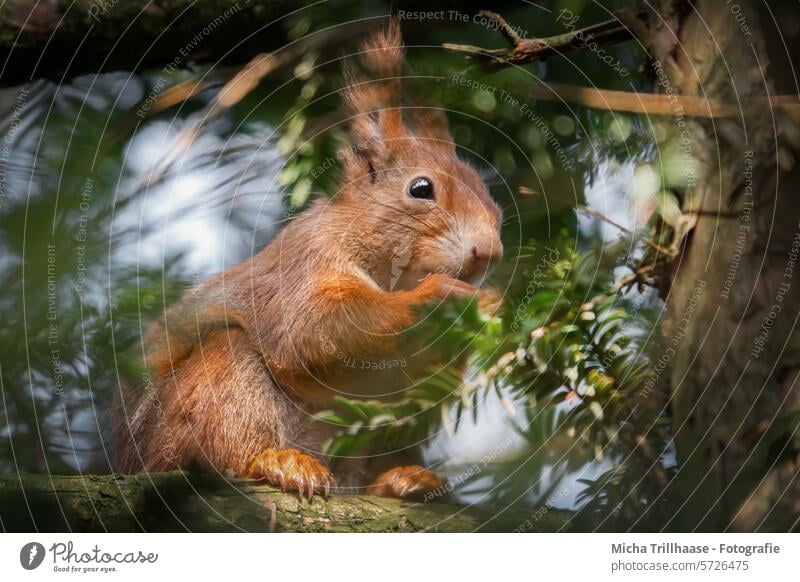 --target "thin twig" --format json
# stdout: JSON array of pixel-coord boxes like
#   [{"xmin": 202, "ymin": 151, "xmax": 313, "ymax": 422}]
[
  {"xmin": 577, "ymin": 204, "xmax": 676, "ymax": 257},
  {"xmin": 127, "ymin": 22, "xmax": 375, "ymax": 193},
  {"xmin": 443, "ymin": 10, "xmax": 643, "ymax": 65},
  {"xmin": 580, "ymin": 262, "xmax": 660, "ymax": 314},
  {"xmin": 528, "ymin": 80, "xmax": 800, "ymax": 119},
  {"xmin": 612, "ymin": 263, "xmax": 658, "ymax": 294},
  {"xmin": 480, "ymin": 11, "xmax": 523, "ymax": 46},
  {"xmin": 140, "ymin": 51, "xmax": 297, "ymax": 190},
  {"xmin": 444, "ymin": 11, "xmax": 800, "ymax": 120}
]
